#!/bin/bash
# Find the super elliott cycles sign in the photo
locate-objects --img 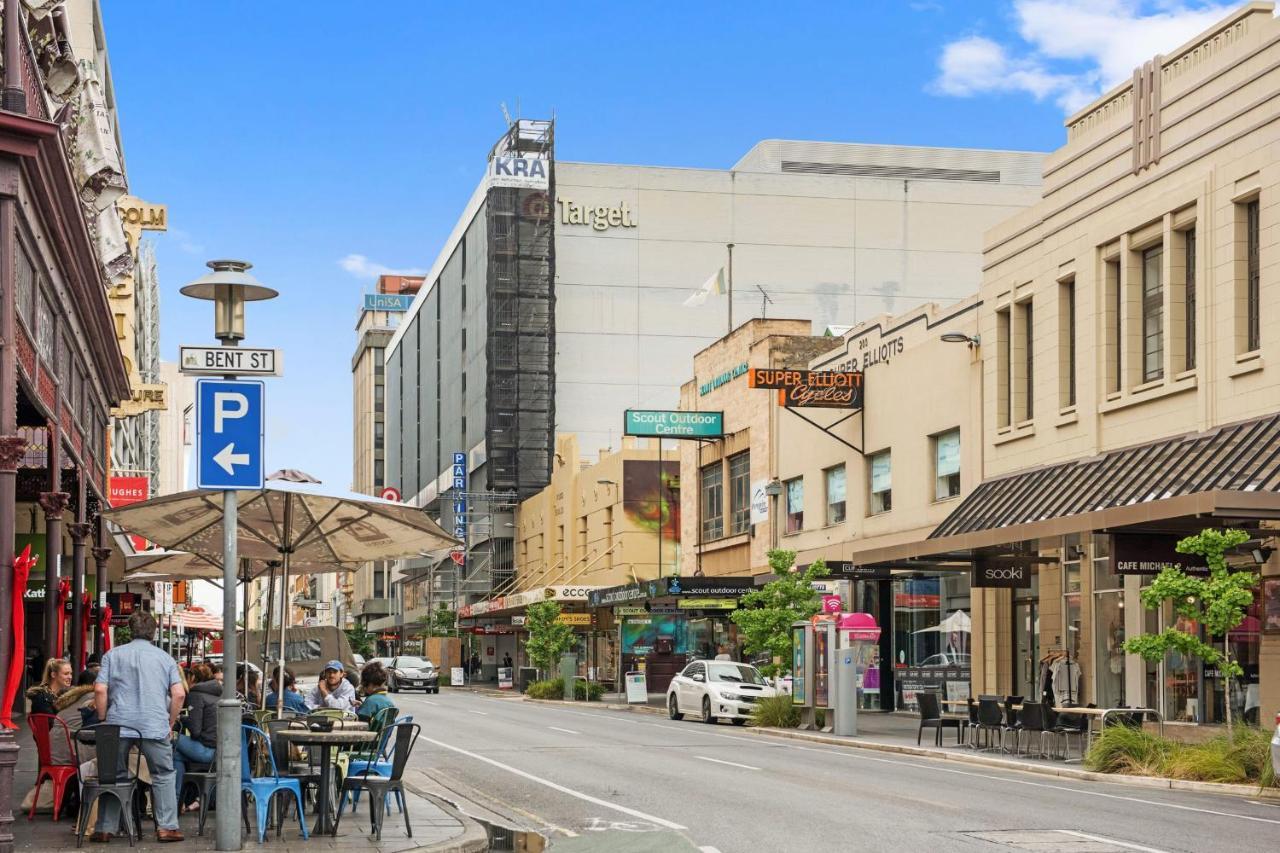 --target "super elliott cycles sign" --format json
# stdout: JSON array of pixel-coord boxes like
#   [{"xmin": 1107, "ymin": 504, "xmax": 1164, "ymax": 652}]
[{"xmin": 748, "ymin": 368, "xmax": 864, "ymax": 409}]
